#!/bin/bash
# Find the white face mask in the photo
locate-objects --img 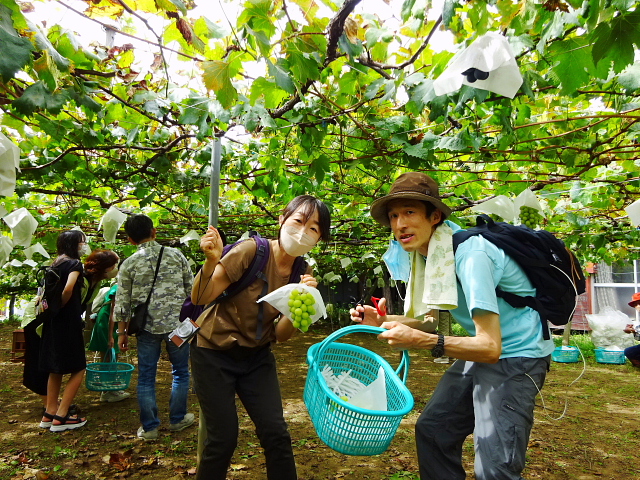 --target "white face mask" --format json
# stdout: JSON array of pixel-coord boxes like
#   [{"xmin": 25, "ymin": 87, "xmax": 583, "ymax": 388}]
[
  {"xmin": 280, "ymin": 225, "xmax": 317, "ymax": 257},
  {"xmin": 105, "ymin": 265, "xmax": 119, "ymax": 279},
  {"xmin": 78, "ymin": 243, "xmax": 91, "ymax": 256}
]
